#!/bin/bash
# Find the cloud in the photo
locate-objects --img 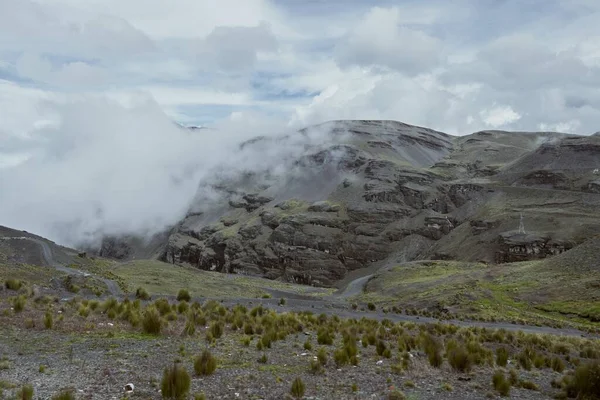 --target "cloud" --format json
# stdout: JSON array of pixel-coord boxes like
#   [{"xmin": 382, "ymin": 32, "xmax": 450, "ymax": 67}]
[
  {"xmin": 0, "ymin": 0, "xmax": 156, "ymax": 60},
  {"xmin": 334, "ymin": 7, "xmax": 442, "ymax": 75},
  {"xmin": 16, "ymin": 53, "xmax": 109, "ymax": 87},
  {"xmin": 0, "ymin": 86, "xmax": 341, "ymax": 246},
  {"xmin": 199, "ymin": 23, "xmax": 279, "ymax": 72},
  {"xmin": 480, "ymin": 105, "xmax": 521, "ymax": 129}
]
